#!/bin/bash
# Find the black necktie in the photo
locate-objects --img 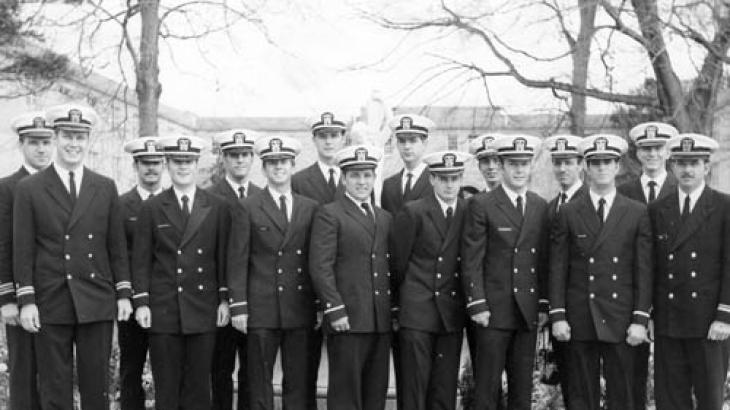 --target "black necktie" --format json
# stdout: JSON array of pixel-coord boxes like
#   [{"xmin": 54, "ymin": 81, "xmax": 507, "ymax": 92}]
[
  {"xmin": 560, "ymin": 192, "xmax": 568, "ymax": 206},
  {"xmin": 403, "ymin": 172, "xmax": 413, "ymax": 199},
  {"xmin": 648, "ymin": 181, "xmax": 657, "ymax": 202},
  {"xmin": 516, "ymin": 195, "xmax": 524, "ymax": 216},
  {"xmin": 69, "ymin": 171, "xmax": 77, "ymax": 204},
  {"xmin": 328, "ymin": 168, "xmax": 336, "ymax": 193},
  {"xmin": 445, "ymin": 206, "xmax": 454, "ymax": 228},
  {"xmin": 361, "ymin": 202, "xmax": 375, "ymax": 223},
  {"xmin": 181, "ymin": 195, "xmax": 190, "ymax": 225},
  {"xmin": 681, "ymin": 195, "xmax": 691, "ymax": 222},
  {"xmin": 238, "ymin": 186, "xmax": 245, "ymax": 199},
  {"xmin": 597, "ymin": 198, "xmax": 606, "ymax": 226},
  {"xmin": 279, "ymin": 195, "xmax": 288, "ymax": 226},
  {"xmin": 147, "ymin": 192, "xmax": 155, "ymax": 200}
]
